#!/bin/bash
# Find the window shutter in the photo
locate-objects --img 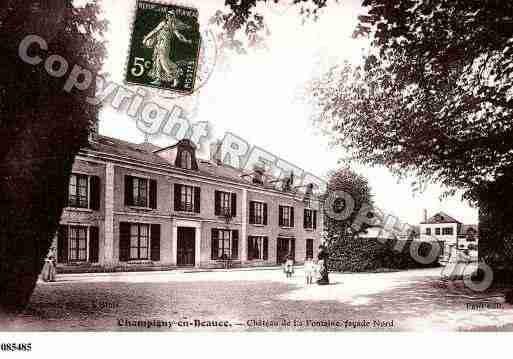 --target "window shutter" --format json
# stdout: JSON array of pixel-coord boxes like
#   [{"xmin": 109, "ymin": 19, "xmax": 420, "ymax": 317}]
[
  {"xmin": 149, "ymin": 179, "xmax": 157, "ymax": 209},
  {"xmin": 124, "ymin": 176, "xmax": 133, "ymax": 206},
  {"xmin": 194, "ymin": 187, "xmax": 201, "ymax": 213},
  {"xmin": 119, "ymin": 222, "xmax": 131, "ymax": 261},
  {"xmin": 313, "ymin": 210, "xmax": 317, "ymax": 229},
  {"xmin": 304, "ymin": 209, "xmax": 307, "ymax": 229},
  {"xmin": 231, "ymin": 193, "xmax": 237, "ymax": 216},
  {"xmin": 290, "ymin": 207, "xmax": 295, "ymax": 227},
  {"xmin": 214, "ymin": 191, "xmax": 221, "ymax": 216},
  {"xmin": 231, "ymin": 230, "xmax": 239, "ymax": 259},
  {"xmin": 249, "ymin": 202, "xmax": 255, "ymax": 224},
  {"xmin": 211, "ymin": 229, "xmax": 218, "ymax": 260},
  {"xmin": 57, "ymin": 225, "xmax": 68, "ymax": 263},
  {"xmin": 263, "ymin": 203, "xmax": 268, "ymax": 225},
  {"xmin": 174, "ymin": 184, "xmax": 182, "ymax": 211},
  {"xmin": 89, "ymin": 176, "xmax": 100, "ymax": 210},
  {"xmin": 278, "ymin": 206, "xmax": 283, "ymax": 226},
  {"xmin": 263, "ymin": 237, "xmax": 268, "ymax": 260},
  {"xmin": 64, "ymin": 177, "xmax": 70, "ymax": 207},
  {"xmin": 150, "ymin": 223, "xmax": 161, "ymax": 261},
  {"xmin": 89, "ymin": 226, "xmax": 99, "ymax": 263}
]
